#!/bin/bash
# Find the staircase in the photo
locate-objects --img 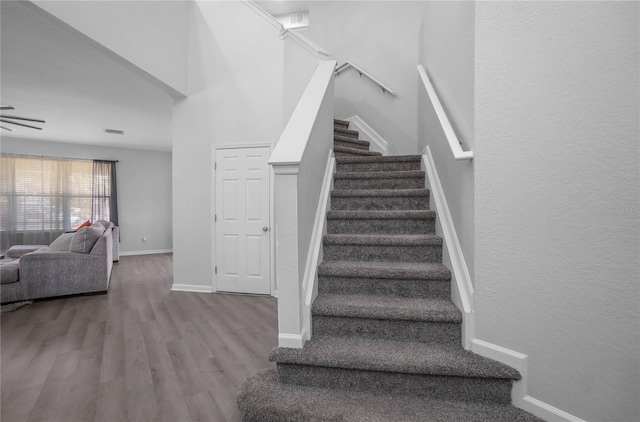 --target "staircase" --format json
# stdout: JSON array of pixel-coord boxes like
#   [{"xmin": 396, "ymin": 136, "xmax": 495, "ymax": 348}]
[{"xmin": 238, "ymin": 120, "xmax": 543, "ymax": 421}]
